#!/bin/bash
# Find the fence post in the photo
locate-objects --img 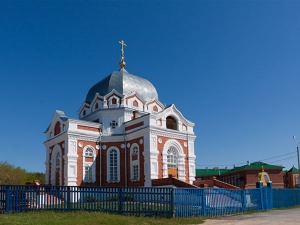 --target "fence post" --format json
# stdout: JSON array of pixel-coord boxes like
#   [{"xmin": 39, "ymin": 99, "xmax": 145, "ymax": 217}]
[
  {"xmin": 256, "ymin": 181, "xmax": 264, "ymax": 210},
  {"xmin": 201, "ymin": 189, "xmax": 206, "ymax": 216},
  {"xmin": 170, "ymin": 188, "xmax": 174, "ymax": 218},
  {"xmin": 118, "ymin": 188, "xmax": 122, "ymax": 214},
  {"xmin": 67, "ymin": 186, "xmax": 71, "ymax": 211},
  {"xmin": 267, "ymin": 182, "xmax": 273, "ymax": 210},
  {"xmin": 5, "ymin": 185, "xmax": 11, "ymax": 213},
  {"xmin": 241, "ymin": 189, "xmax": 246, "ymax": 212}
]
